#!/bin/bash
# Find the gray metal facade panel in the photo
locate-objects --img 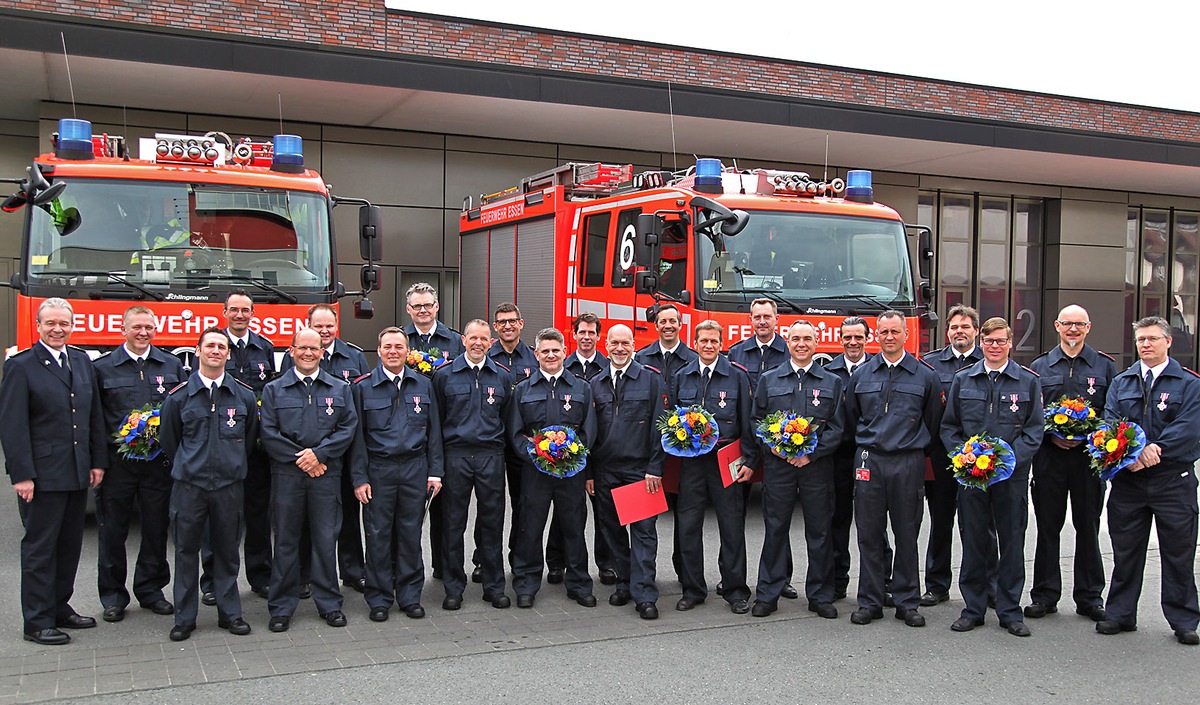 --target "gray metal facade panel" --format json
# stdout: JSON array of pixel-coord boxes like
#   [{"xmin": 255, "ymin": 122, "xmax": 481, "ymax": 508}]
[
  {"xmin": 488, "ymin": 225, "xmax": 515, "ymax": 318},
  {"xmin": 458, "ymin": 230, "xmax": 489, "ymax": 325},
  {"xmin": 515, "ymin": 217, "xmax": 556, "ymax": 334}
]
